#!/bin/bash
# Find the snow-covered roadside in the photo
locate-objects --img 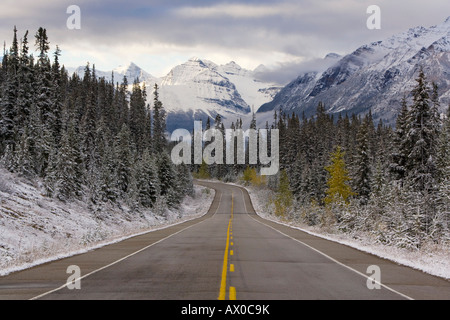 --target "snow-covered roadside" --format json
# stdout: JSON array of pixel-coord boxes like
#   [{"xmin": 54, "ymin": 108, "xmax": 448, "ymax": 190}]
[
  {"xmin": 0, "ymin": 168, "xmax": 215, "ymax": 276},
  {"xmin": 244, "ymin": 184, "xmax": 450, "ymax": 280}
]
